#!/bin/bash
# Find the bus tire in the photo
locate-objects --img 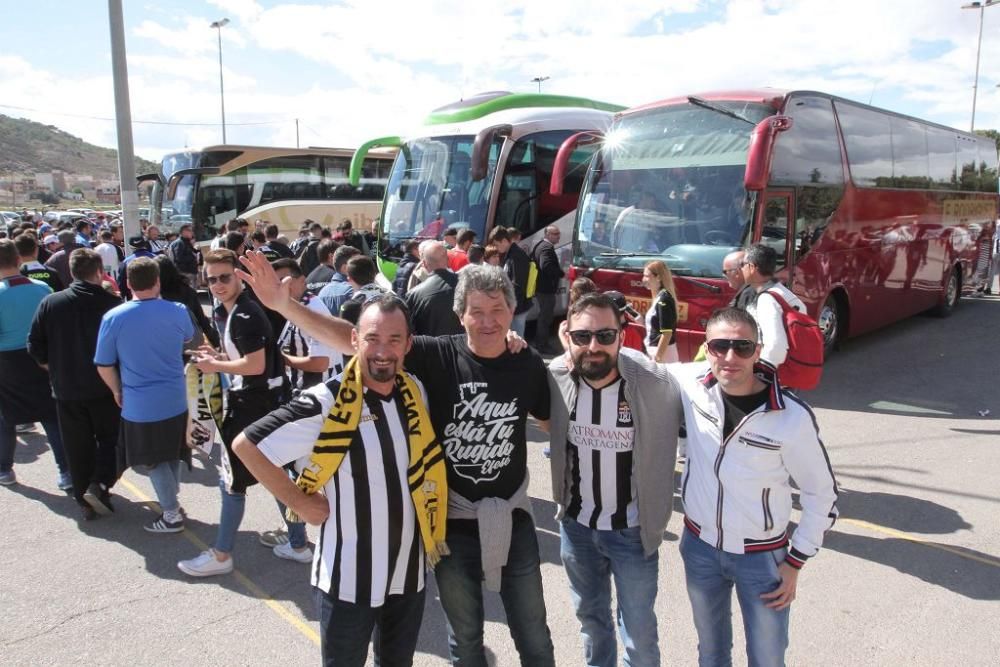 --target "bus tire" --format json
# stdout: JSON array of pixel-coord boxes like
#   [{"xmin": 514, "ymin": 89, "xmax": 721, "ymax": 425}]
[
  {"xmin": 932, "ymin": 267, "xmax": 961, "ymax": 318},
  {"xmin": 818, "ymin": 292, "xmax": 845, "ymax": 355}
]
